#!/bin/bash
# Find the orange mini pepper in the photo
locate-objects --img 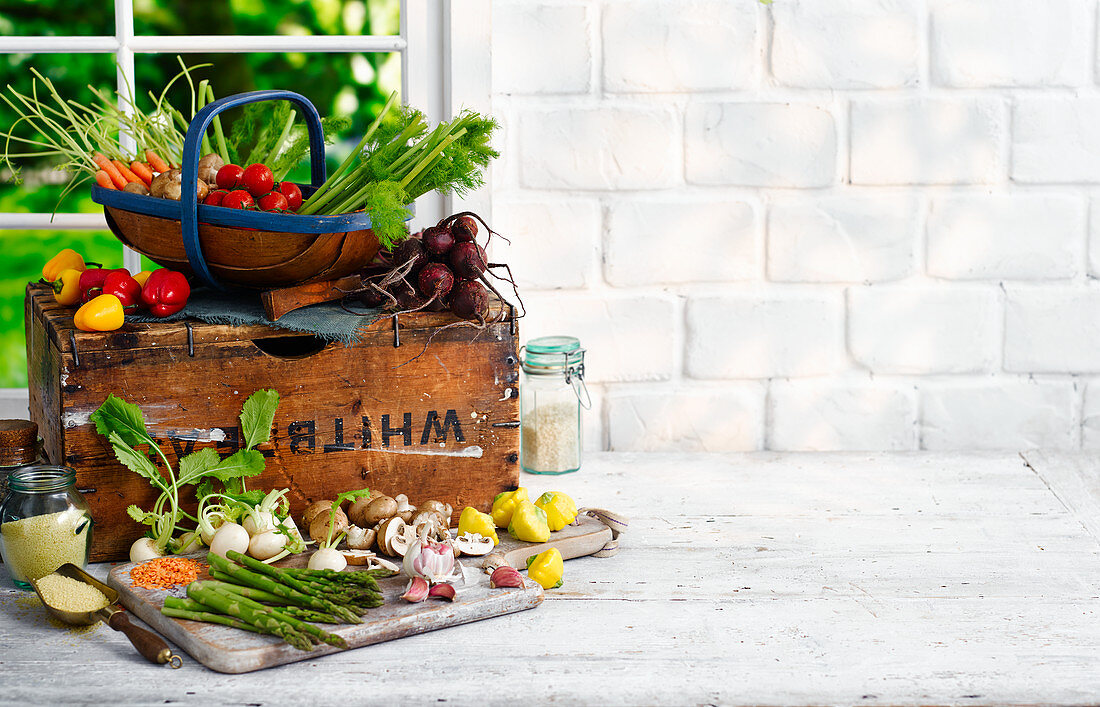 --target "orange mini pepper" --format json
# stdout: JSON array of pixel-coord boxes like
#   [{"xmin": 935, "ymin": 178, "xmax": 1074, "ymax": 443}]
[
  {"xmin": 42, "ymin": 248, "xmax": 87, "ymax": 281},
  {"xmin": 132, "ymin": 270, "xmax": 153, "ymax": 288},
  {"xmin": 49, "ymin": 268, "xmax": 83, "ymax": 306},
  {"xmin": 73, "ymin": 294, "xmax": 124, "ymax": 332}
]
